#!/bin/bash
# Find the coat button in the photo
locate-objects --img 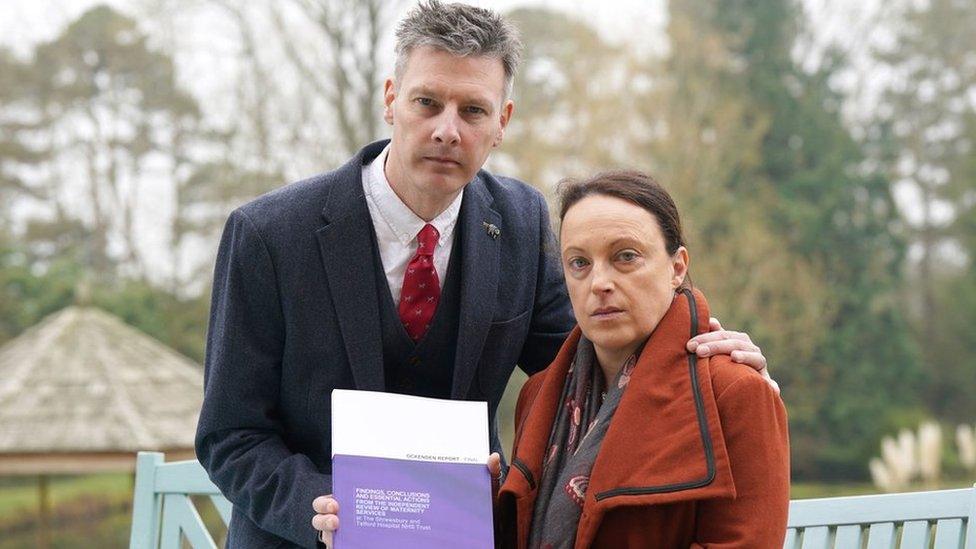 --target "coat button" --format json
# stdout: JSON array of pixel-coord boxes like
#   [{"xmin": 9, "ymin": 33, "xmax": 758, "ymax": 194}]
[{"xmin": 410, "ymin": 356, "xmax": 421, "ymax": 366}]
